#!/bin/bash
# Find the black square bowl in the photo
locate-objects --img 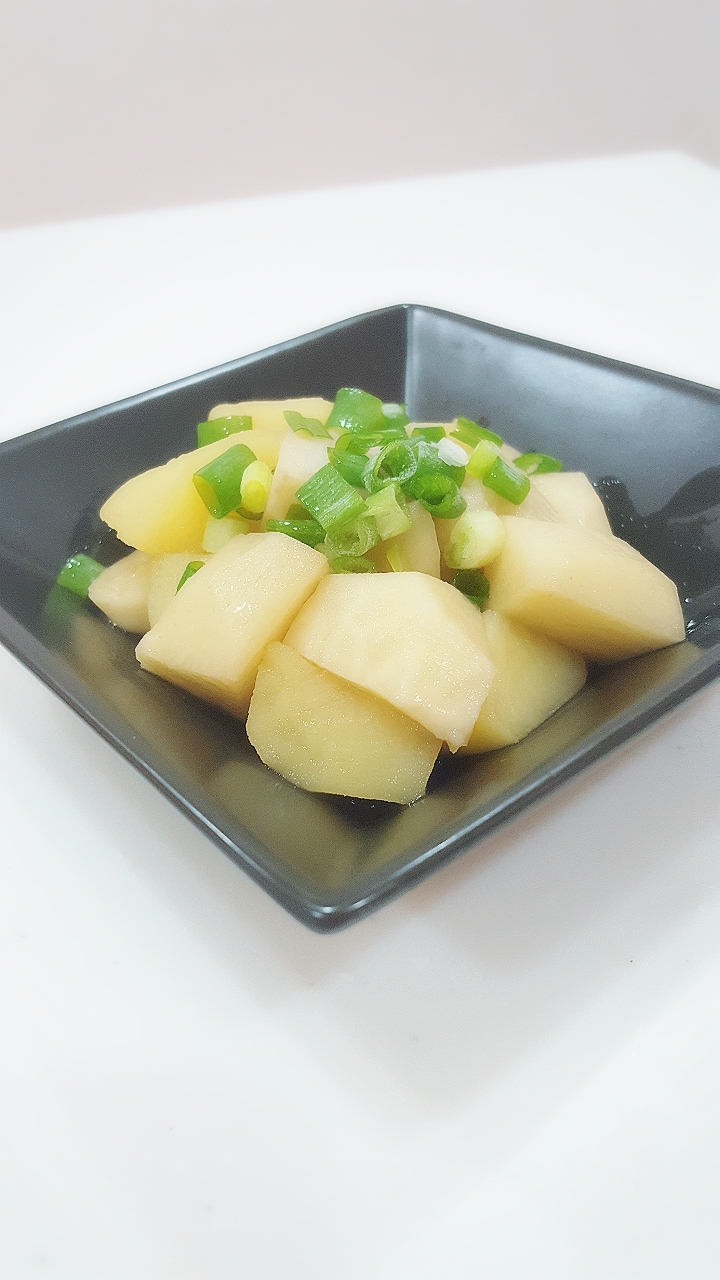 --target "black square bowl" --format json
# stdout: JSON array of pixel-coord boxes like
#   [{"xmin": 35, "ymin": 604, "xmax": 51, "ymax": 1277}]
[{"xmin": 1, "ymin": 306, "xmax": 718, "ymax": 930}]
